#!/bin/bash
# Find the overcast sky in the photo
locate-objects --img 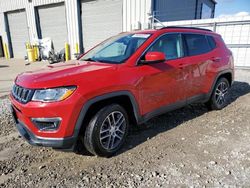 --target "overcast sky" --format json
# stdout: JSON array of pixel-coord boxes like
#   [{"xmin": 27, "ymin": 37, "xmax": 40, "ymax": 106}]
[{"xmin": 215, "ymin": 0, "xmax": 250, "ymax": 17}]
